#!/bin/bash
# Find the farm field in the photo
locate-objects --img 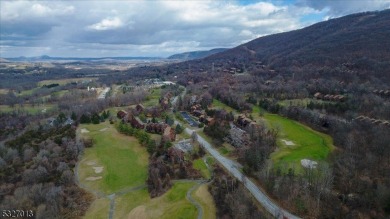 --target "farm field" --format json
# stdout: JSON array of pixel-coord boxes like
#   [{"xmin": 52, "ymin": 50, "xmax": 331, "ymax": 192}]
[{"xmin": 38, "ymin": 77, "xmax": 97, "ymax": 86}]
